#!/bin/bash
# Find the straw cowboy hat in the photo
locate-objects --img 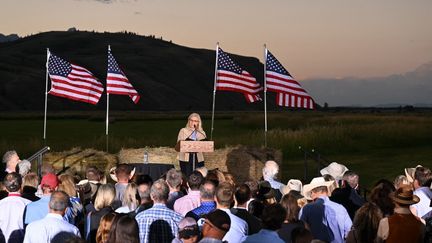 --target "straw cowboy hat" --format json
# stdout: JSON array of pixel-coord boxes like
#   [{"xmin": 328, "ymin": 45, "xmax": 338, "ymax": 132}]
[
  {"xmin": 109, "ymin": 166, "xmax": 136, "ymax": 182},
  {"xmin": 302, "ymin": 177, "xmax": 337, "ymax": 200},
  {"xmin": 280, "ymin": 179, "xmax": 303, "ymax": 196},
  {"xmin": 392, "ymin": 185, "xmax": 420, "ymax": 205},
  {"xmin": 320, "ymin": 162, "xmax": 349, "ymax": 180},
  {"xmin": 404, "ymin": 164, "xmax": 423, "ymax": 183}
]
